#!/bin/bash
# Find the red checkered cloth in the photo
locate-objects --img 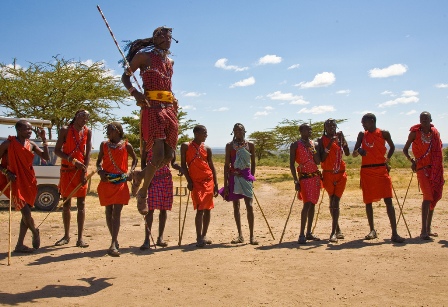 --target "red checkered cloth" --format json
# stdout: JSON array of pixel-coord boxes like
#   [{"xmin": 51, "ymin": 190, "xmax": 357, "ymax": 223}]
[
  {"xmin": 146, "ymin": 149, "xmax": 173, "ymax": 210},
  {"xmin": 140, "ymin": 51, "xmax": 178, "ymax": 151}
]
